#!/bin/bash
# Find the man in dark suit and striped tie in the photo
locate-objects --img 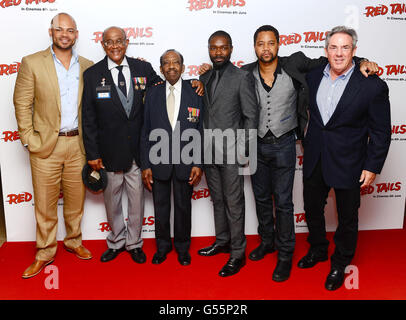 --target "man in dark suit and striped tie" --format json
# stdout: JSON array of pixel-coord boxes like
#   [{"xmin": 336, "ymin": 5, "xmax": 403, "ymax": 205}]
[{"xmin": 82, "ymin": 26, "xmax": 163, "ymax": 264}]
